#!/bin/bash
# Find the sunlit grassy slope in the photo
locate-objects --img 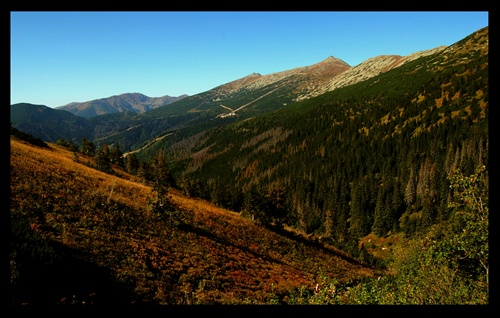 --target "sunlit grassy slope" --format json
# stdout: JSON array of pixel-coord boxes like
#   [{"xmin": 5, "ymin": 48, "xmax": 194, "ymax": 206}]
[{"xmin": 10, "ymin": 136, "xmax": 382, "ymax": 305}]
